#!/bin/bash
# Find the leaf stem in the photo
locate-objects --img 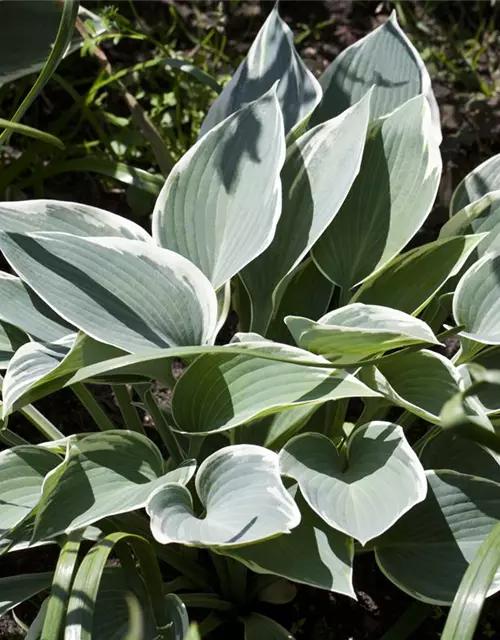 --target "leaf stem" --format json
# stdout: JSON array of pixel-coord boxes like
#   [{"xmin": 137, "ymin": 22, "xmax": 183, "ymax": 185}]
[
  {"xmin": 72, "ymin": 383, "xmax": 116, "ymax": 431},
  {"xmin": 21, "ymin": 405, "xmax": 64, "ymax": 440},
  {"xmin": 327, "ymin": 399, "xmax": 349, "ymax": 441},
  {"xmin": 112, "ymin": 385, "xmax": 145, "ymax": 434},
  {"xmin": 139, "ymin": 389, "xmax": 185, "ymax": 466}
]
